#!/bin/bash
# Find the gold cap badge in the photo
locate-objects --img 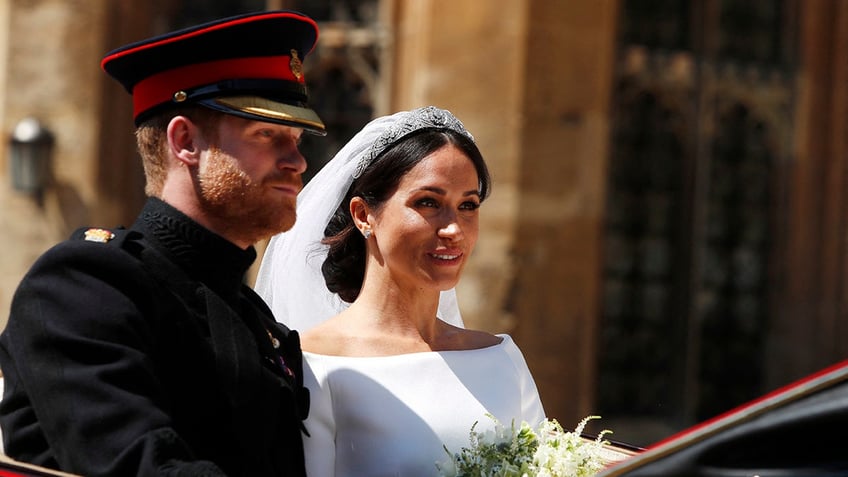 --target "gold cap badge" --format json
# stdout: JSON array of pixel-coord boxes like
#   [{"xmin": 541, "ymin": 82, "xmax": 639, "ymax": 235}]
[
  {"xmin": 83, "ymin": 228, "xmax": 115, "ymax": 243},
  {"xmin": 289, "ymin": 49, "xmax": 303, "ymax": 80}
]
